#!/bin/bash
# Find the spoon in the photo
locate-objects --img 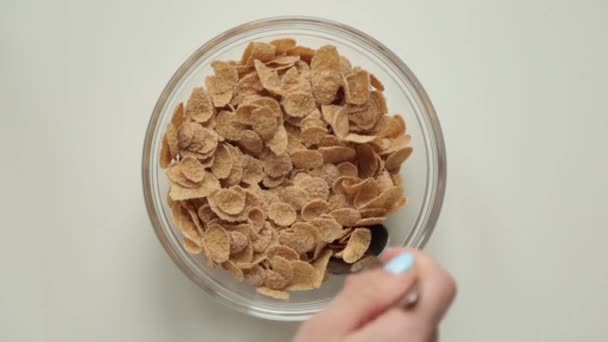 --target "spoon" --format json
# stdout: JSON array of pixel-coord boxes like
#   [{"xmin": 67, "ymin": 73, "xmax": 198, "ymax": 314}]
[
  {"xmin": 327, "ymin": 224, "xmax": 389, "ymax": 275},
  {"xmin": 327, "ymin": 225, "xmax": 422, "ymax": 315}
]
